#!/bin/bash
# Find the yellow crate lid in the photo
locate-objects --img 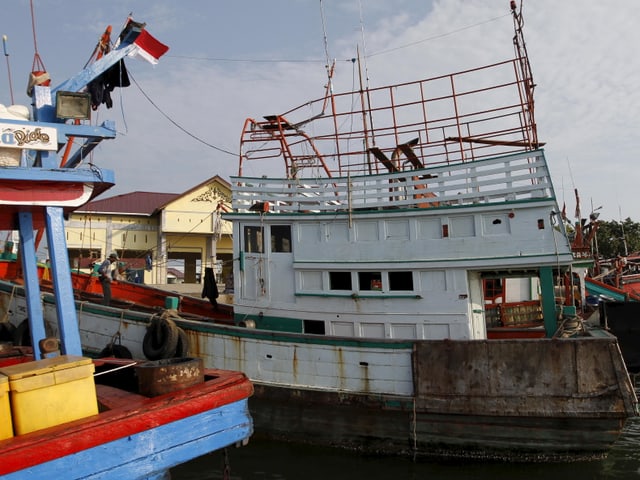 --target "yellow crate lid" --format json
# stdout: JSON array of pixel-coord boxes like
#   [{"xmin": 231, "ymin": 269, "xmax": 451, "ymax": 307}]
[
  {"xmin": 0, "ymin": 355, "xmax": 92, "ymax": 381},
  {"xmin": 0, "ymin": 374, "xmax": 7, "ymax": 392}
]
